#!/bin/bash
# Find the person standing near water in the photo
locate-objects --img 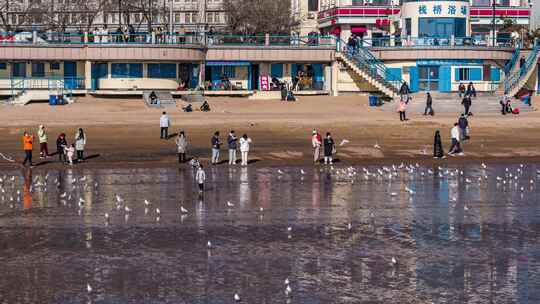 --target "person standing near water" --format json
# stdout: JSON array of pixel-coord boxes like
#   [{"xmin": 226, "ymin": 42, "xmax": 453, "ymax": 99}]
[
  {"xmin": 227, "ymin": 130, "xmax": 237, "ymax": 165},
  {"xmin": 397, "ymin": 99, "xmax": 408, "ymax": 121},
  {"xmin": 211, "ymin": 131, "xmax": 221, "ymax": 165},
  {"xmin": 160, "ymin": 111, "xmax": 170, "ymax": 139},
  {"xmin": 433, "ymin": 130, "xmax": 444, "ymax": 159},
  {"xmin": 312, "ymin": 130, "xmax": 322, "ymax": 164},
  {"xmin": 56, "ymin": 133, "xmax": 67, "ymax": 163},
  {"xmin": 175, "ymin": 131, "xmax": 188, "ymax": 163},
  {"xmin": 37, "ymin": 125, "xmax": 49, "ymax": 158},
  {"xmin": 196, "ymin": 164, "xmax": 206, "ymax": 193},
  {"xmin": 75, "ymin": 128, "xmax": 86, "ymax": 162},
  {"xmin": 323, "ymin": 132, "xmax": 335, "ymax": 165},
  {"xmin": 22, "ymin": 131, "xmax": 34, "ymax": 167},
  {"xmin": 239, "ymin": 134, "xmax": 252, "ymax": 166},
  {"xmin": 448, "ymin": 123, "xmax": 463, "ymax": 156}
]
